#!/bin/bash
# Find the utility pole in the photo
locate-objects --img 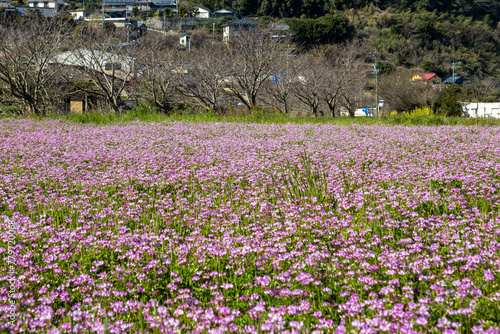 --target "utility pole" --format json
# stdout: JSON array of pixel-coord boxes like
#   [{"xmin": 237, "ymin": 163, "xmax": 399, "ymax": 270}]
[
  {"xmin": 369, "ymin": 51, "xmax": 380, "ymax": 117},
  {"xmin": 452, "ymin": 61, "xmax": 461, "ymax": 84}
]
